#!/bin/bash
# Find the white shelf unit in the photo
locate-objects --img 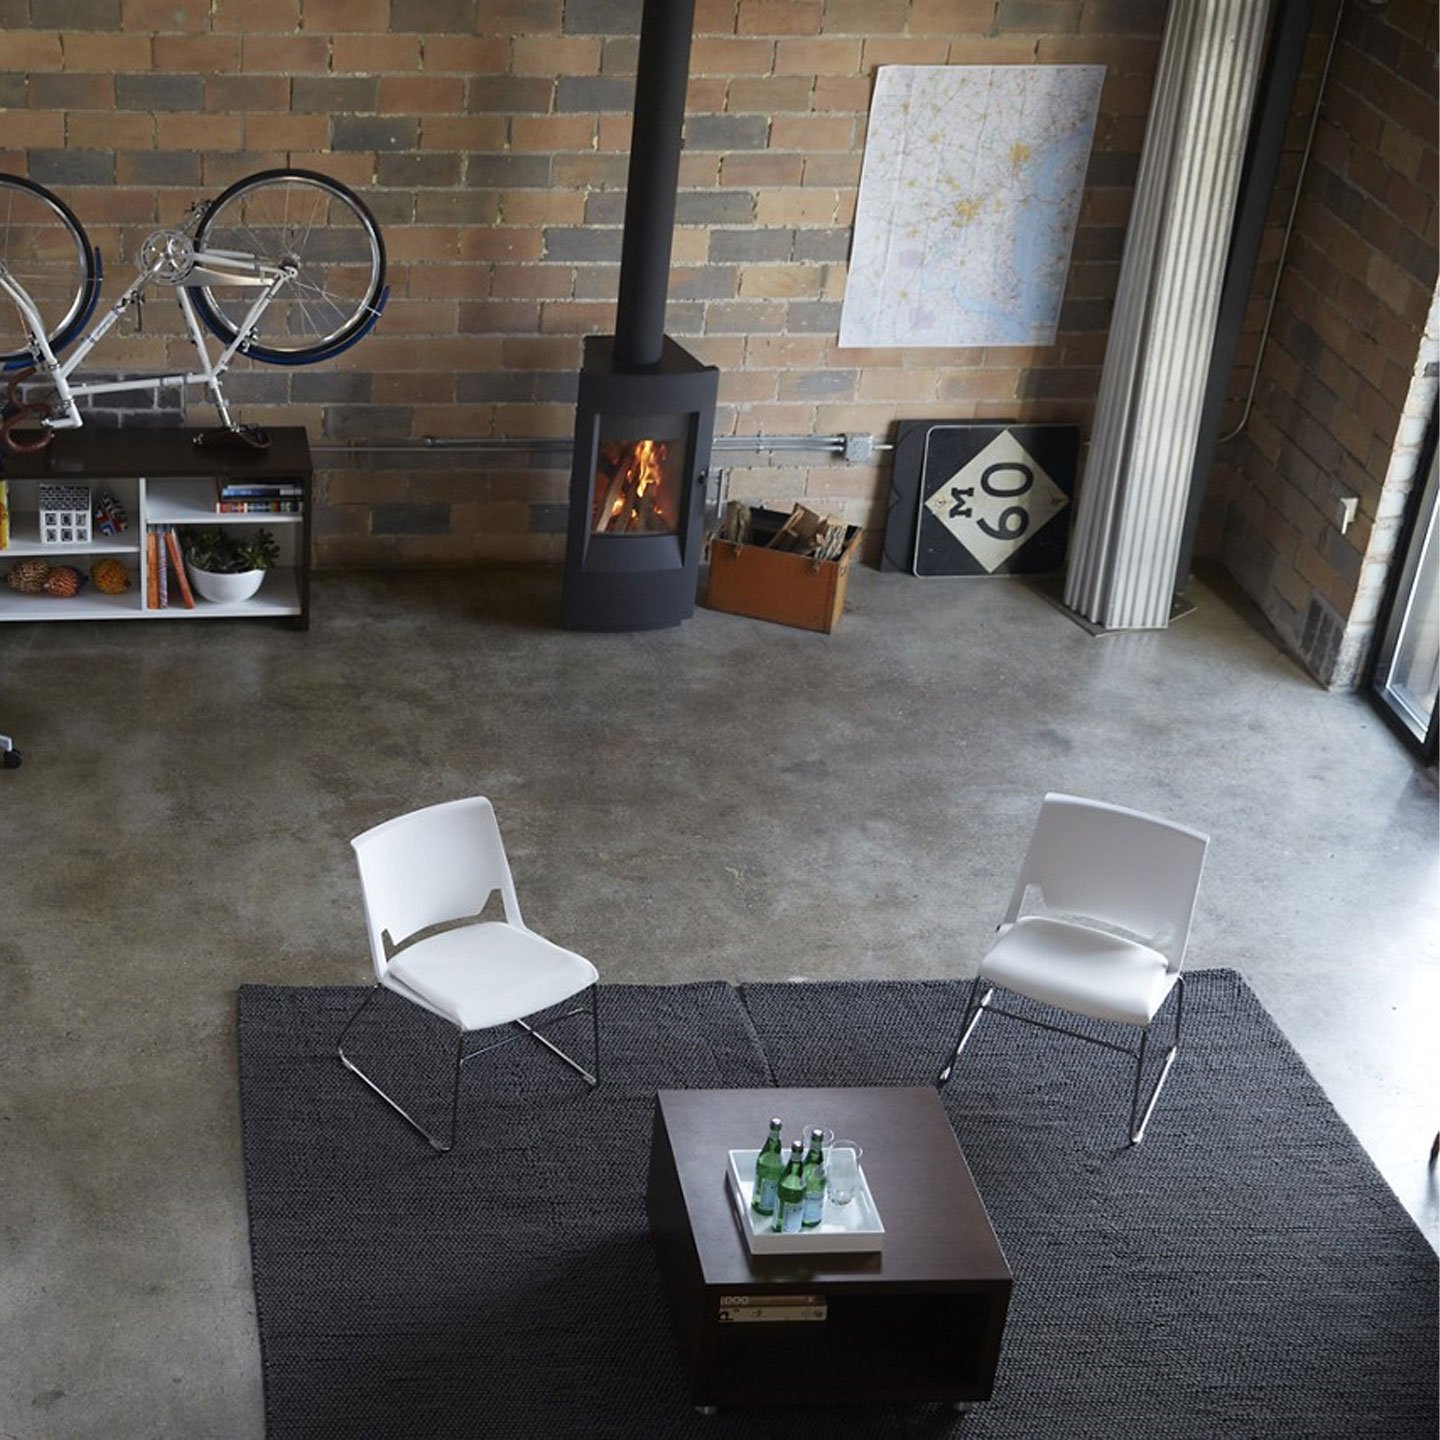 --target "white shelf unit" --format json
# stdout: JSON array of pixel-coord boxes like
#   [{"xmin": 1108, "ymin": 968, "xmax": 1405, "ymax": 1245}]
[{"xmin": 0, "ymin": 428, "xmax": 311, "ymax": 627}]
